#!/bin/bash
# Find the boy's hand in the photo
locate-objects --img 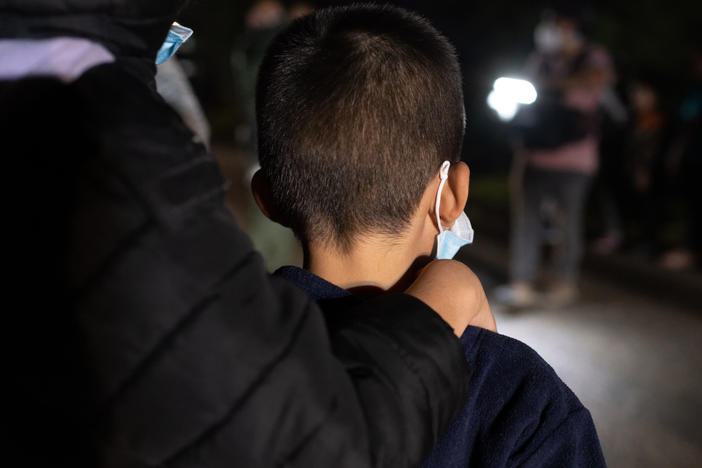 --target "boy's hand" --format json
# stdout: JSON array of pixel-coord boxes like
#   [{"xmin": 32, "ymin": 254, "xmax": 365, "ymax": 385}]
[{"xmin": 405, "ymin": 260, "xmax": 496, "ymax": 336}]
